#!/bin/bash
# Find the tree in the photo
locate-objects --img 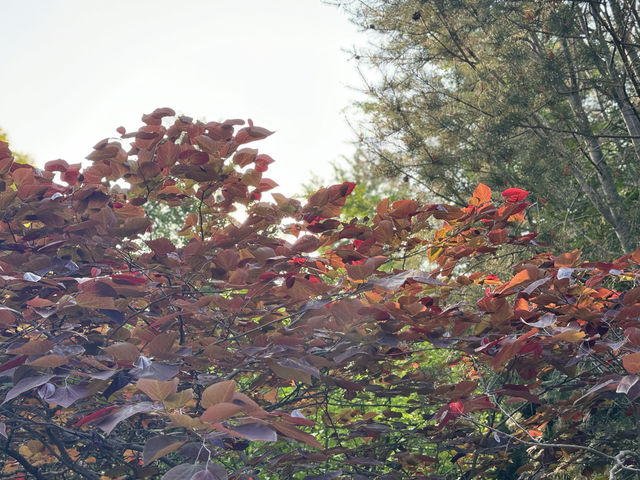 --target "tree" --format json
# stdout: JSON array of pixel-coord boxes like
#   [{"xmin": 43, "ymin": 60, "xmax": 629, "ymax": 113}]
[
  {"xmin": 1, "ymin": 109, "xmax": 640, "ymax": 479},
  {"xmin": 337, "ymin": 0, "xmax": 640, "ymax": 257}
]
